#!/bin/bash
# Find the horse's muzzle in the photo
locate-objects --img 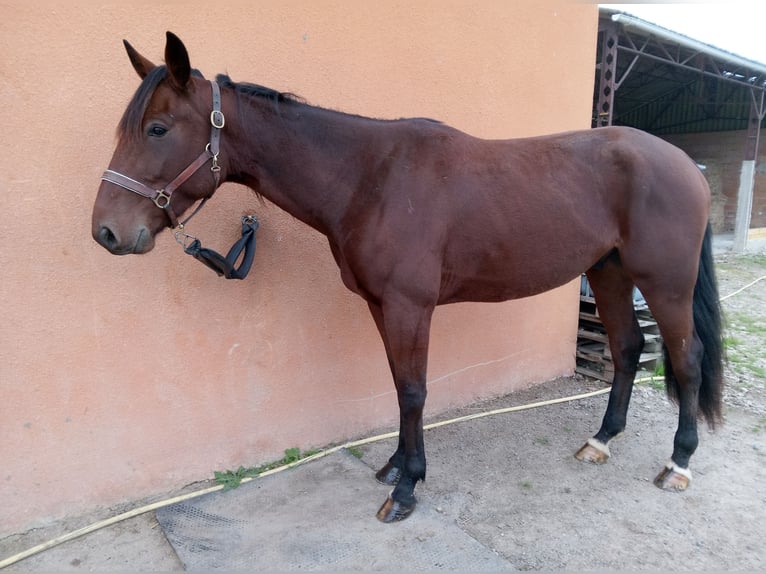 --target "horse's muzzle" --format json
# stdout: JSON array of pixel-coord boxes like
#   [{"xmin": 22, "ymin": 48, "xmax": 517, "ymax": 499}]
[{"xmin": 93, "ymin": 223, "xmax": 154, "ymax": 254}]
